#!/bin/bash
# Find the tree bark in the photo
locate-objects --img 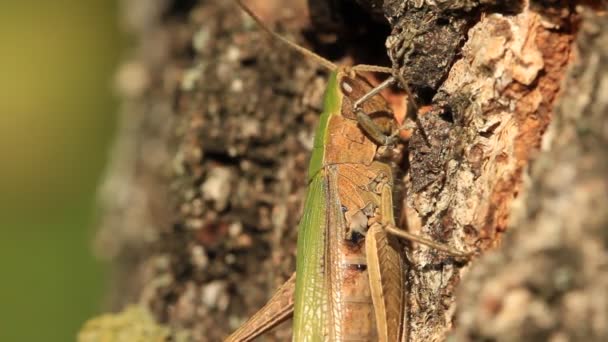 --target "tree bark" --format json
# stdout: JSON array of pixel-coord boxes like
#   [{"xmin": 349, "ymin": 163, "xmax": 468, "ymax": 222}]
[
  {"xmin": 453, "ymin": 6, "xmax": 608, "ymax": 341},
  {"xmin": 91, "ymin": 0, "xmax": 606, "ymax": 341}
]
